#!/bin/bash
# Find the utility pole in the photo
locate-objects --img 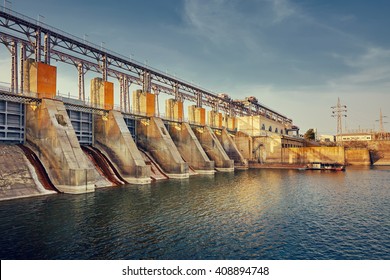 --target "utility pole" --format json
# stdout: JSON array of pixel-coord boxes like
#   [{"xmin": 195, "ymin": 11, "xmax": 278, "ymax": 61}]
[{"xmin": 331, "ymin": 97, "xmax": 347, "ymax": 136}]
